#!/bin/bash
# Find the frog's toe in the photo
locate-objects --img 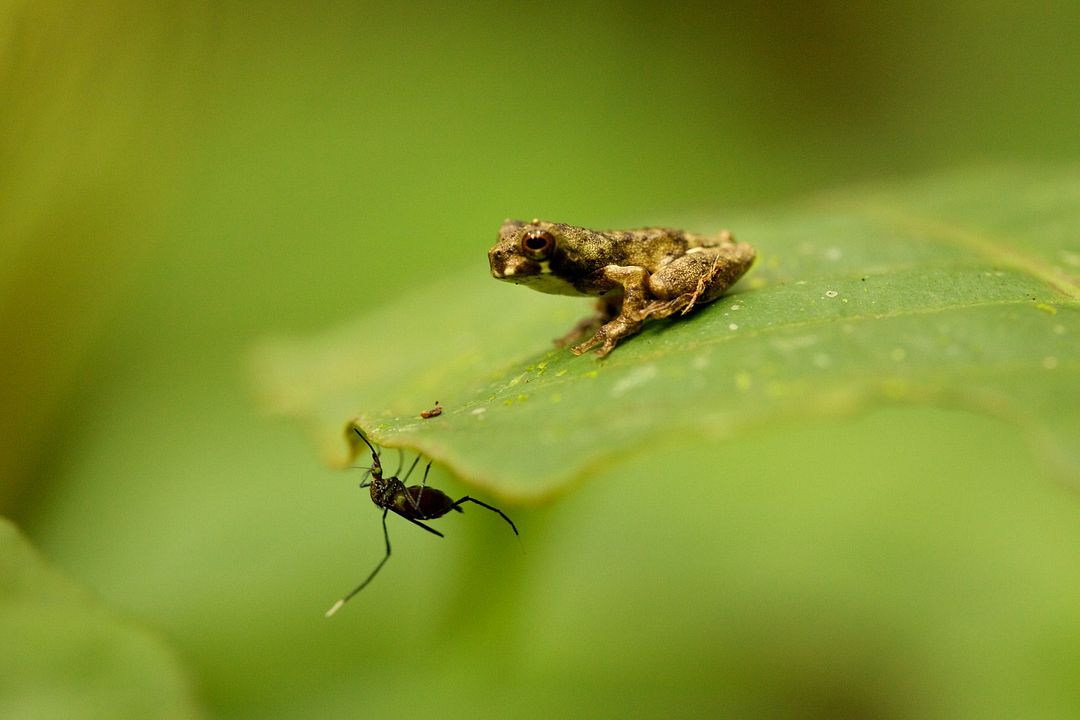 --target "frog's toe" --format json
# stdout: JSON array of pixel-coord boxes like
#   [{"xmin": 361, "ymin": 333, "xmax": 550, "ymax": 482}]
[
  {"xmin": 579, "ymin": 320, "xmax": 642, "ymax": 357},
  {"xmin": 593, "ymin": 341, "xmax": 617, "ymax": 358},
  {"xmin": 555, "ymin": 320, "xmax": 596, "ymax": 348},
  {"xmin": 571, "ymin": 332, "xmax": 602, "ymax": 355},
  {"xmin": 636, "ymin": 296, "xmax": 689, "ymax": 321}
]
